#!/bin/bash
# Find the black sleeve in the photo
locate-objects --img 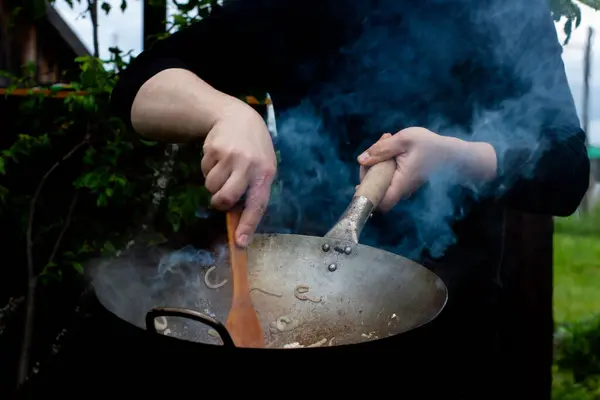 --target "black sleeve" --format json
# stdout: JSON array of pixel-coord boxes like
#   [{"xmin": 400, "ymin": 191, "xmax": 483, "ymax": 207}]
[
  {"xmin": 109, "ymin": 0, "xmax": 291, "ymax": 128},
  {"xmin": 484, "ymin": 0, "xmax": 589, "ymax": 216}
]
